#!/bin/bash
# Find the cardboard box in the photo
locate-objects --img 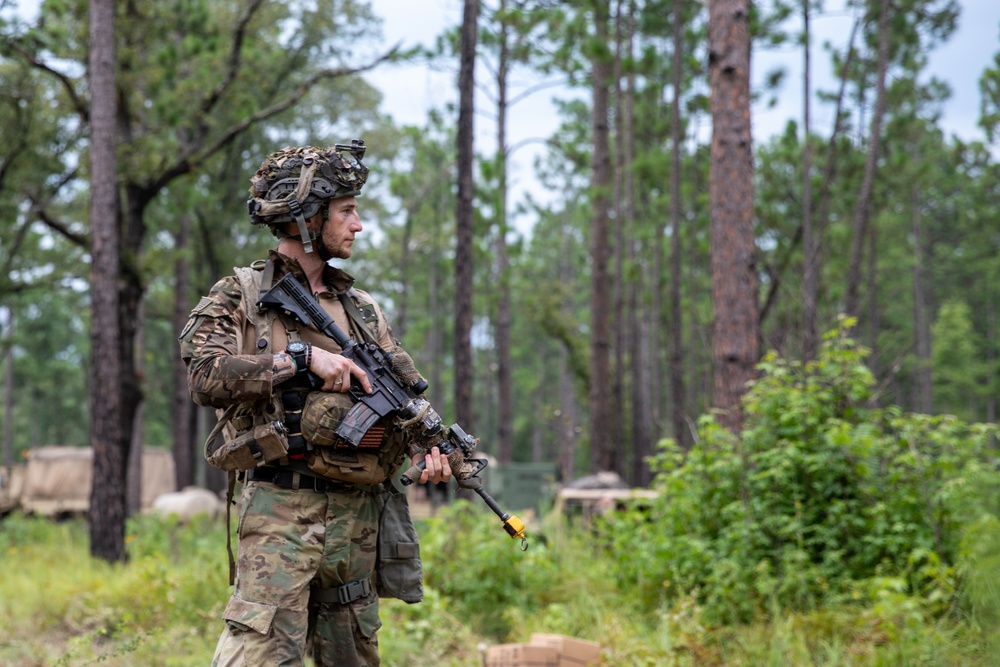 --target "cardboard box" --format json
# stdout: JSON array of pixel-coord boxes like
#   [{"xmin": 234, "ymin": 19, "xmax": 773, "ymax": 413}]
[
  {"xmin": 529, "ymin": 633, "xmax": 602, "ymax": 667},
  {"xmin": 485, "ymin": 643, "xmax": 559, "ymax": 667}
]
